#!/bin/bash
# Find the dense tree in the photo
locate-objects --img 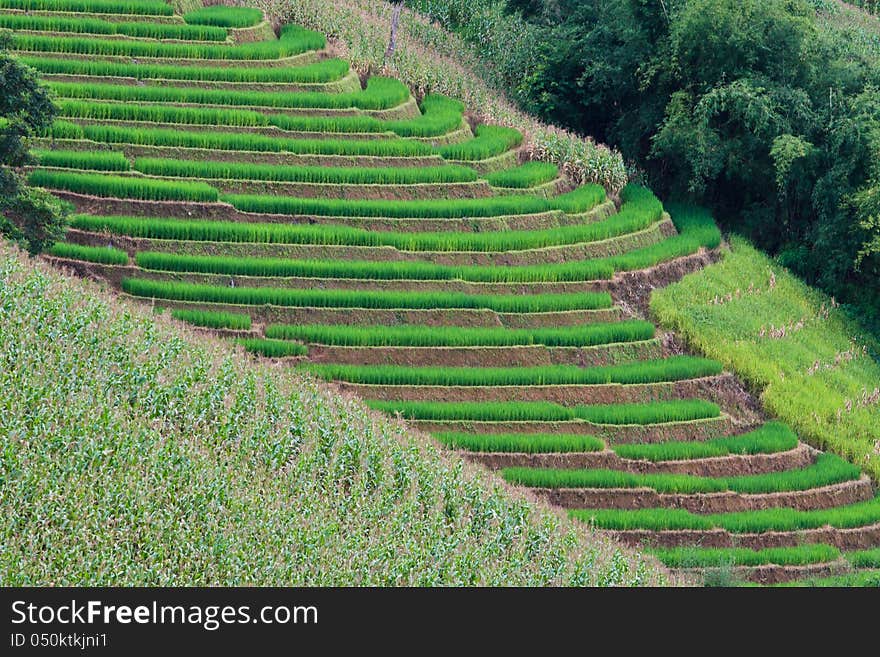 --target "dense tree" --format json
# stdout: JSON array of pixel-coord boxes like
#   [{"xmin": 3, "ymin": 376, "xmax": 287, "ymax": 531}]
[{"xmin": 0, "ymin": 31, "xmax": 69, "ymax": 255}]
